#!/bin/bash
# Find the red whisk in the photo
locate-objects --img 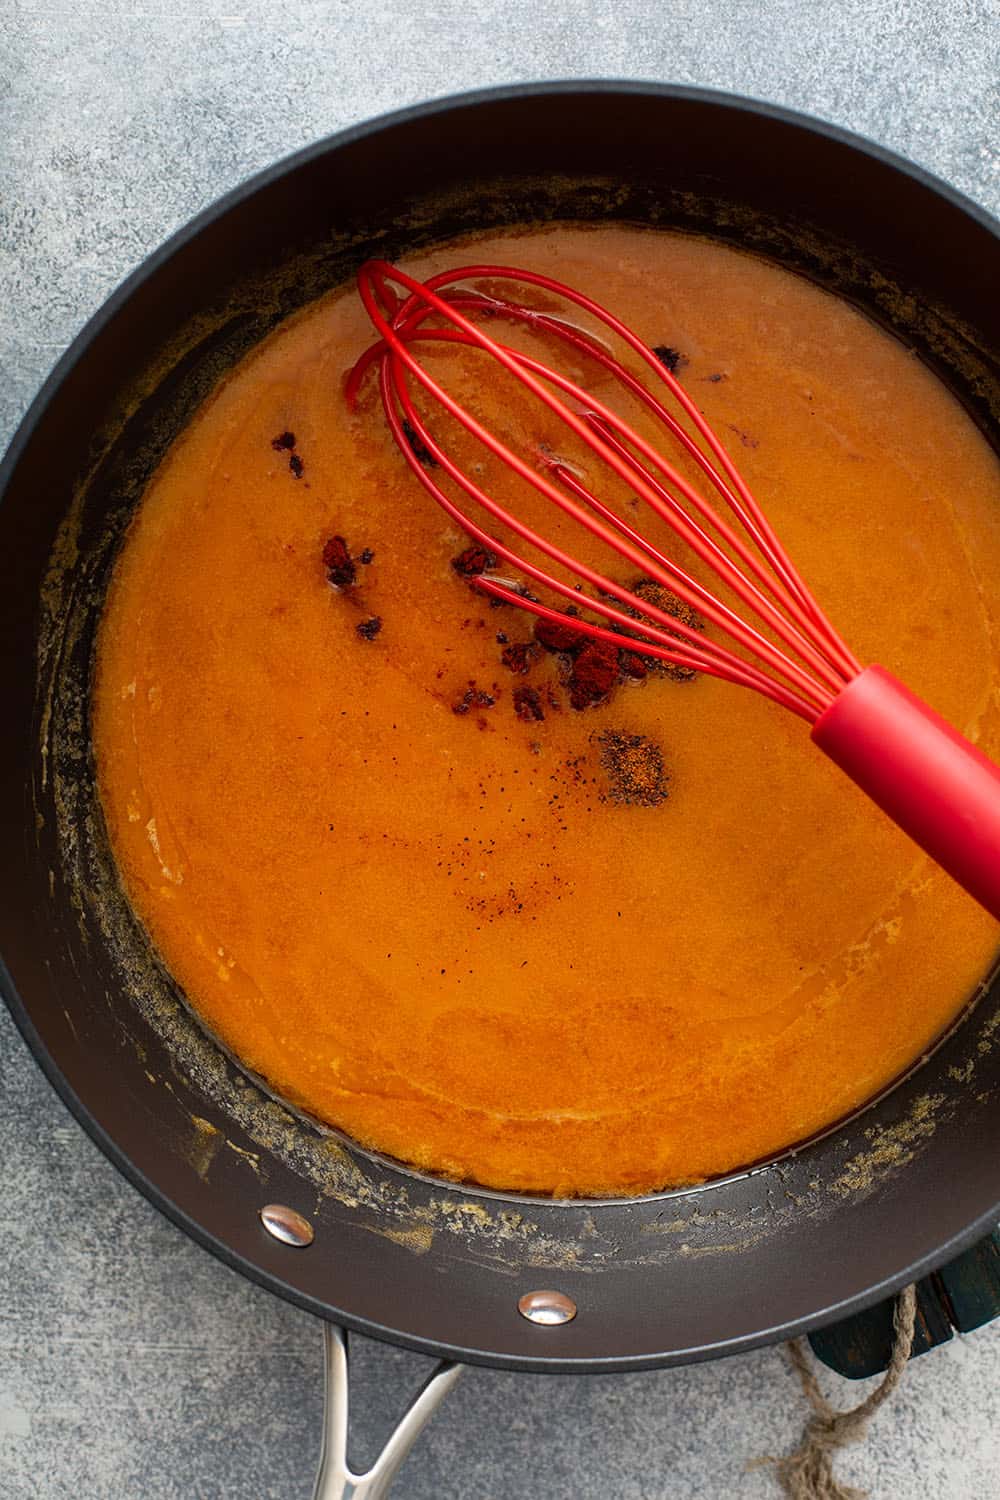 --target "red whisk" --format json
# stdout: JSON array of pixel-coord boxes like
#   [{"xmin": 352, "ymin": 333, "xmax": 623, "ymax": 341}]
[{"xmin": 347, "ymin": 258, "xmax": 1000, "ymax": 922}]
